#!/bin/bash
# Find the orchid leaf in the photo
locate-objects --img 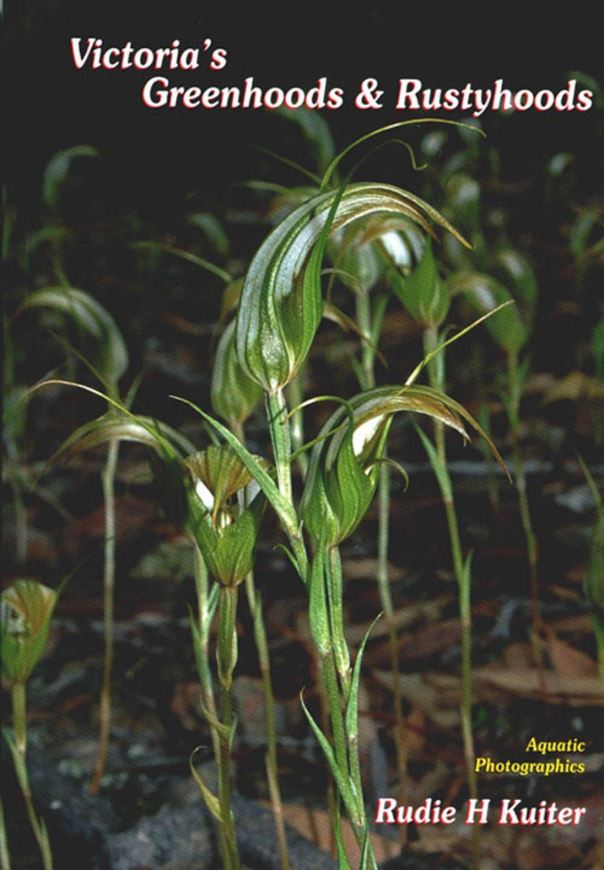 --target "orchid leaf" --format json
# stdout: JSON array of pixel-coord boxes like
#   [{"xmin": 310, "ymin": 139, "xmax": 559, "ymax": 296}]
[
  {"xmin": 393, "ymin": 237, "xmax": 450, "ymax": 327},
  {"xmin": 345, "ymin": 614, "xmax": 381, "ymax": 741},
  {"xmin": 450, "ymin": 272, "xmax": 528, "ymax": 356},
  {"xmin": 133, "ymin": 241, "xmax": 232, "ymax": 284},
  {"xmin": 187, "ymin": 211, "xmax": 230, "ymax": 258},
  {"xmin": 211, "ymin": 320, "xmax": 263, "ymax": 426},
  {"xmin": 43, "ymin": 145, "xmax": 99, "ymax": 210},
  {"xmin": 299, "ymin": 693, "xmax": 360, "ymax": 826},
  {"xmin": 320, "ymin": 119, "xmax": 485, "ymax": 190},
  {"xmin": 189, "ymin": 749, "xmax": 222, "ymax": 821},
  {"xmin": 22, "ymin": 287, "xmax": 128, "ymax": 387},
  {"xmin": 50, "ymin": 411, "xmax": 193, "ymax": 463}
]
